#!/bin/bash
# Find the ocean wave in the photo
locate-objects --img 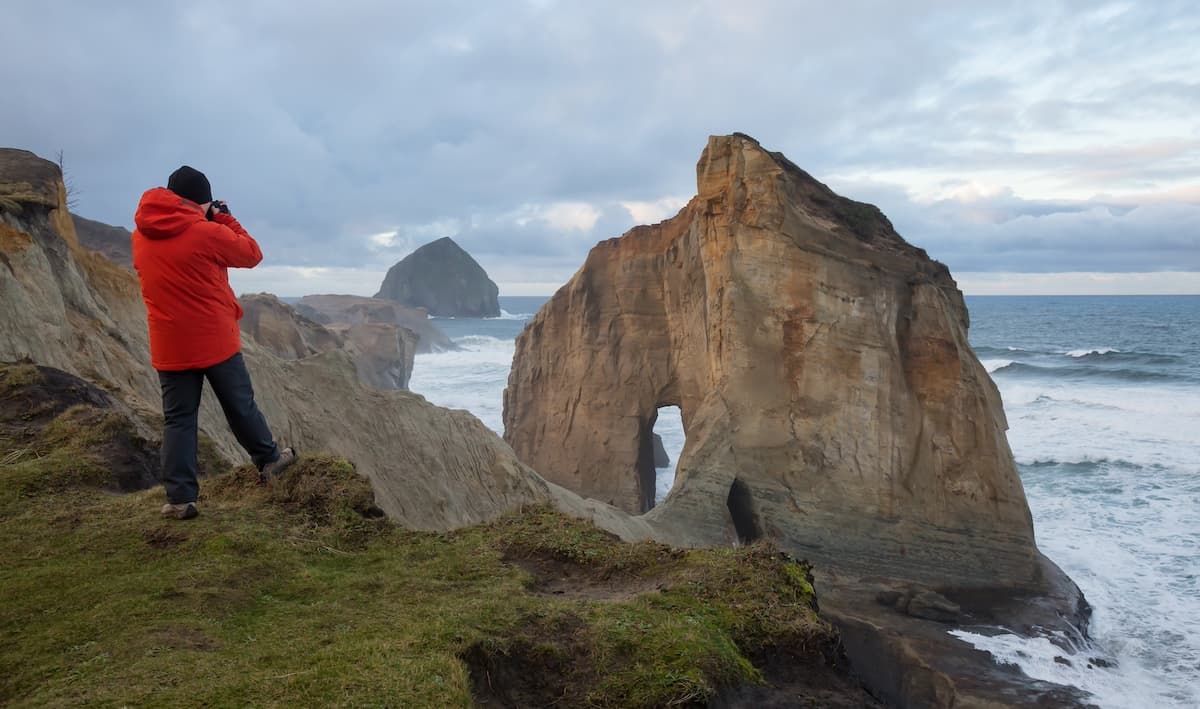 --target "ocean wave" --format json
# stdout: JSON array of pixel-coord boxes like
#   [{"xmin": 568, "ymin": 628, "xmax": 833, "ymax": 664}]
[
  {"xmin": 974, "ymin": 345, "xmax": 1029, "ymax": 357},
  {"xmin": 991, "ymin": 361, "xmax": 1183, "ymax": 383},
  {"xmin": 449, "ymin": 335, "xmax": 515, "ymax": 351},
  {"xmin": 1064, "ymin": 349, "xmax": 1182, "ymax": 365},
  {"xmin": 981, "ymin": 358, "xmax": 1014, "ymax": 373},
  {"xmin": 487, "ymin": 309, "xmax": 535, "ymax": 321}
]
